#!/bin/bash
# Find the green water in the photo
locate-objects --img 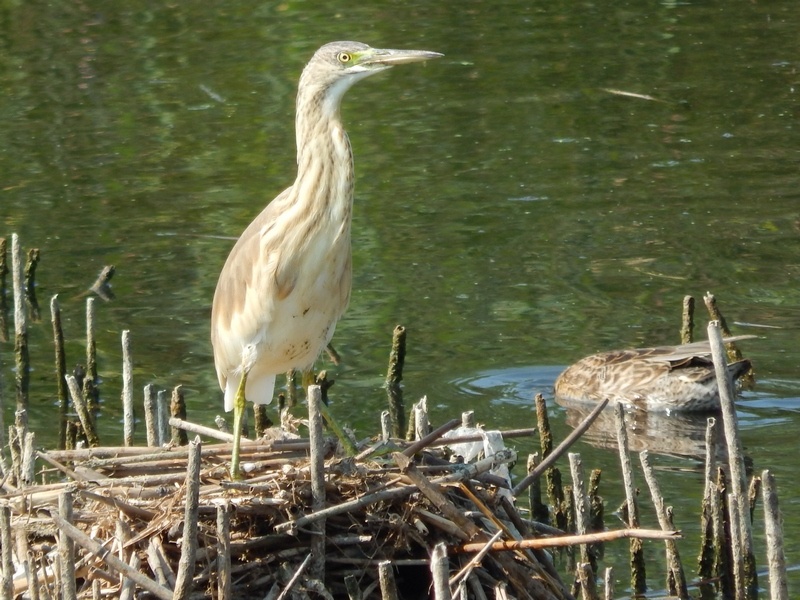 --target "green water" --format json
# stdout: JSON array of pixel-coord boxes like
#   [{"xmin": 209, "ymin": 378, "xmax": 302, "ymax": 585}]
[{"xmin": 1, "ymin": 1, "xmax": 799, "ymax": 595}]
